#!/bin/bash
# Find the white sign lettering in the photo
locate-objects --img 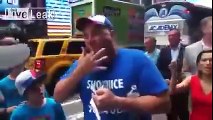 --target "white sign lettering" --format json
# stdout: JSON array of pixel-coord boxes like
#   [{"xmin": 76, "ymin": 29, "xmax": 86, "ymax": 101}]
[{"xmin": 148, "ymin": 24, "xmax": 178, "ymax": 32}]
